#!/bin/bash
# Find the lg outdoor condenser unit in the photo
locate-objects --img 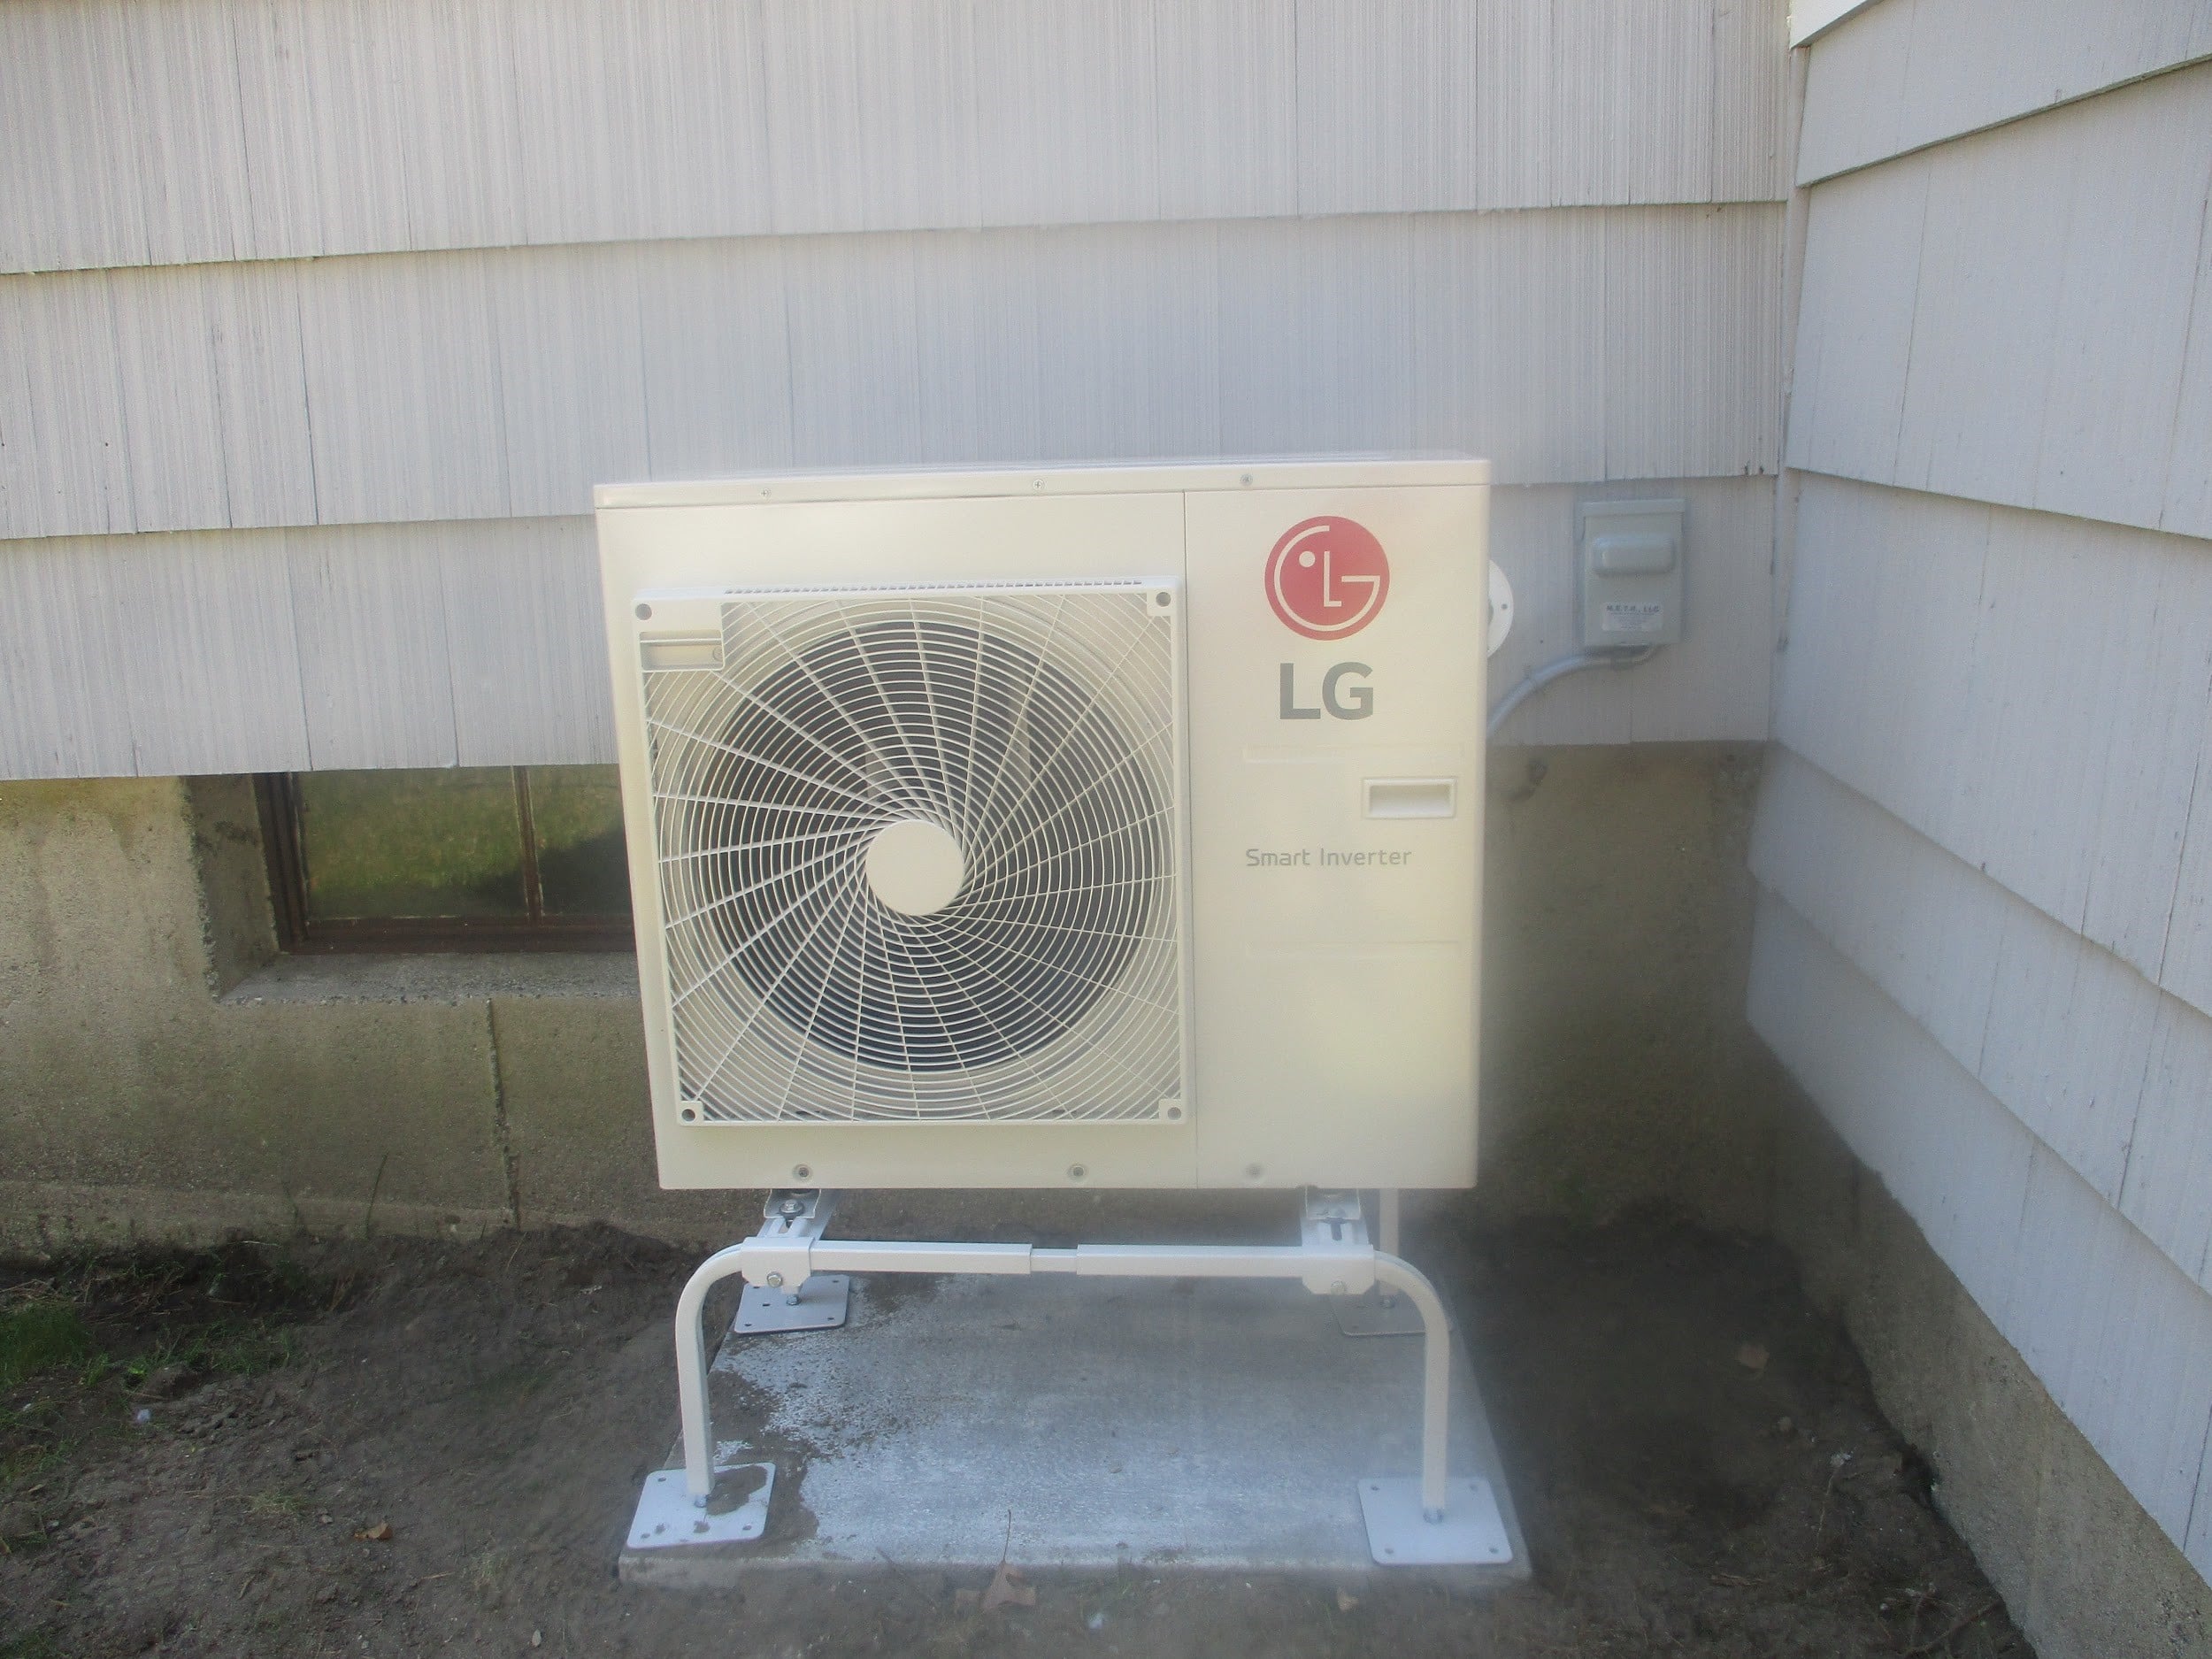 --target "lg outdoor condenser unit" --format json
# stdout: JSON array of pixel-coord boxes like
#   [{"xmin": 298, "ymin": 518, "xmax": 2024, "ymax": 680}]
[
  {"xmin": 602, "ymin": 458, "xmax": 1512, "ymax": 1568},
  {"xmin": 597, "ymin": 458, "xmax": 1487, "ymax": 1193}
]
